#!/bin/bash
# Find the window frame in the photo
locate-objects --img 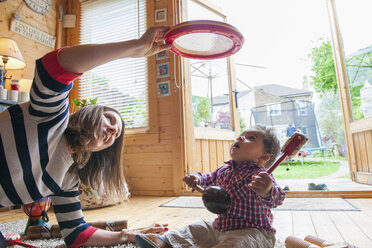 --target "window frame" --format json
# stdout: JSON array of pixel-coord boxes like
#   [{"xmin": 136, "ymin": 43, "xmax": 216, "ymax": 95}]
[{"xmin": 297, "ymin": 99, "xmax": 308, "ymax": 116}]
